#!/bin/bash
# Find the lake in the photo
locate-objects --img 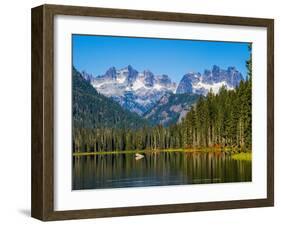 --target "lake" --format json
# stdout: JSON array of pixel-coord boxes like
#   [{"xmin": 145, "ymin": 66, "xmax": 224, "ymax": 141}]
[{"xmin": 72, "ymin": 151, "xmax": 252, "ymax": 190}]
